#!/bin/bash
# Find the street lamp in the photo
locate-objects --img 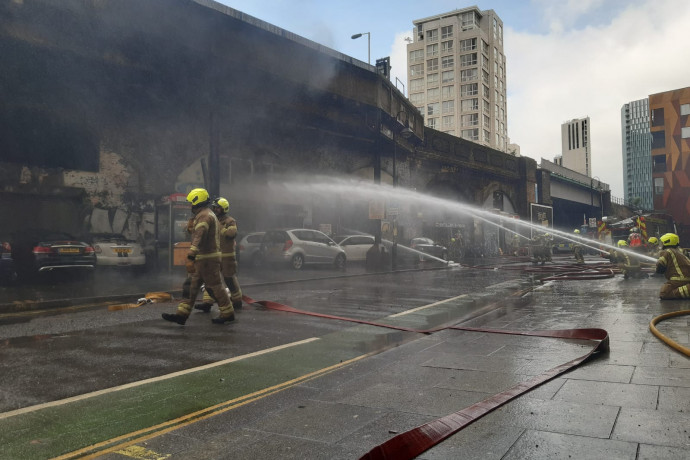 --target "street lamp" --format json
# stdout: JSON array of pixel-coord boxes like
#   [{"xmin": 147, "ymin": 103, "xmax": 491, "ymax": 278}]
[
  {"xmin": 391, "ymin": 111, "xmax": 413, "ymax": 270},
  {"xmin": 351, "ymin": 32, "xmax": 370, "ymax": 65}
]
